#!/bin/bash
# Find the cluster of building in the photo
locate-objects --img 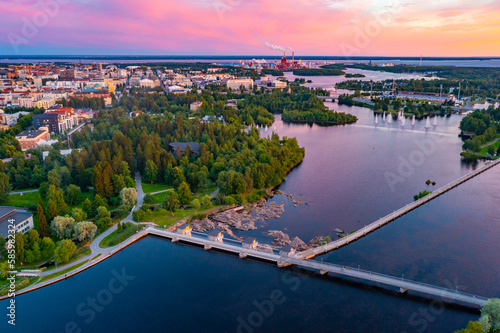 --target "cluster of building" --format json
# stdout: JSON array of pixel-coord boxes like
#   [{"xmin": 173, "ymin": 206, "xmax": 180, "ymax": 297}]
[
  {"xmin": 14, "ymin": 105, "xmax": 98, "ymax": 151},
  {"xmin": 0, "ymin": 63, "xmax": 126, "ymax": 112},
  {"xmin": 240, "ymin": 51, "xmax": 309, "ymax": 71},
  {"xmin": 128, "ymin": 67, "xmax": 161, "ymax": 89}
]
